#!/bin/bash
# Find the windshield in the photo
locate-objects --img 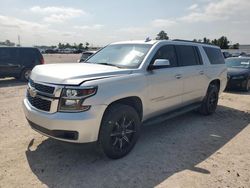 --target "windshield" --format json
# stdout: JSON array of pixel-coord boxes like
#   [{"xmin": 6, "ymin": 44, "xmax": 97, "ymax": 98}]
[
  {"xmin": 226, "ymin": 58, "xmax": 250, "ymax": 69},
  {"xmin": 86, "ymin": 44, "xmax": 152, "ymax": 68}
]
